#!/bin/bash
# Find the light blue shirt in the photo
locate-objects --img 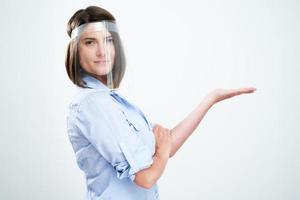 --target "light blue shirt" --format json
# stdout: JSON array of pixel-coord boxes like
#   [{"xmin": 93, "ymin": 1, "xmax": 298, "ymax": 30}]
[{"xmin": 66, "ymin": 74, "xmax": 160, "ymax": 200}]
